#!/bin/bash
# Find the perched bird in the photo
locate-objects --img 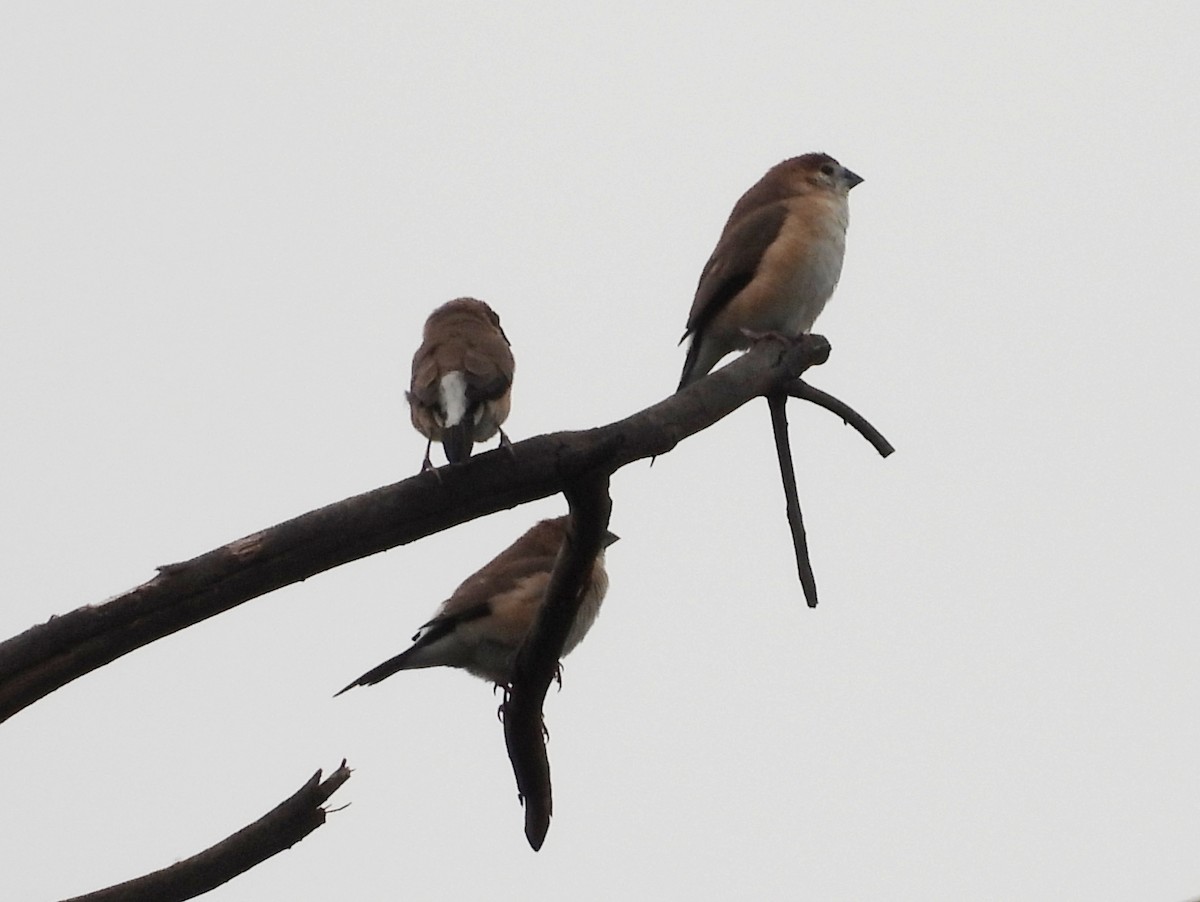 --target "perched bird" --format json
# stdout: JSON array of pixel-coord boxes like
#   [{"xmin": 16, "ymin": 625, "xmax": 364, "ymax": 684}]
[
  {"xmin": 337, "ymin": 517, "xmax": 618, "ymax": 691},
  {"xmin": 676, "ymin": 153, "xmax": 863, "ymax": 390},
  {"xmin": 407, "ymin": 297, "xmax": 515, "ymax": 468}
]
